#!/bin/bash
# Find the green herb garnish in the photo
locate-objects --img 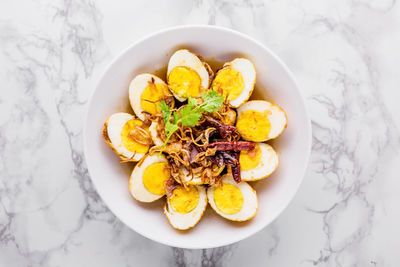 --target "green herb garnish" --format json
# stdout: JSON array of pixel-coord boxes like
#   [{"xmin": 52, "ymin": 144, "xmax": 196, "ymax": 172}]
[{"xmin": 158, "ymin": 90, "xmax": 224, "ymax": 146}]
